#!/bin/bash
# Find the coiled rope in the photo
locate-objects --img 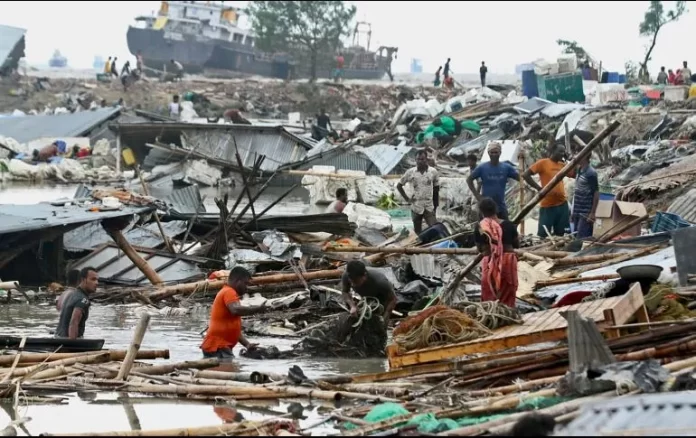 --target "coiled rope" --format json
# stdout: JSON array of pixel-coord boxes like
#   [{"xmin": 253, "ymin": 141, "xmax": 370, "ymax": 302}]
[
  {"xmin": 393, "ymin": 305, "xmax": 492, "ymax": 352},
  {"xmin": 452, "ymin": 301, "xmax": 523, "ymax": 330}
]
